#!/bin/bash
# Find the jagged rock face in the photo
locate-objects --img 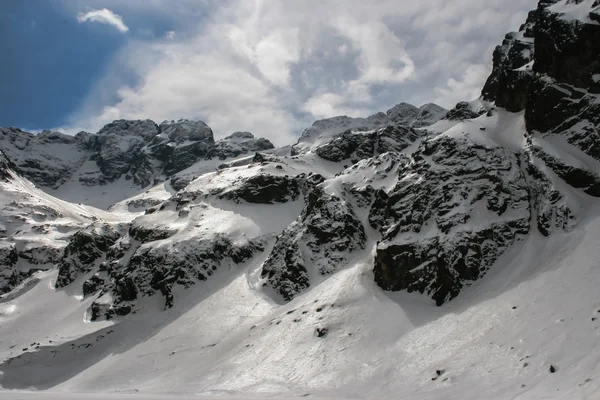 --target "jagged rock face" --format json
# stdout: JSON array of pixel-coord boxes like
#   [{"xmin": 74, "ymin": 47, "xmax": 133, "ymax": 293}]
[
  {"xmin": 481, "ymin": 30, "xmax": 535, "ymax": 111},
  {"xmin": 445, "ymin": 102, "xmax": 485, "ymax": 121},
  {"xmin": 129, "ymin": 219, "xmax": 177, "ymax": 243},
  {"xmin": 18, "ymin": 246, "xmax": 61, "ymax": 266},
  {"xmin": 482, "ymin": 0, "xmax": 600, "ymax": 130},
  {"xmin": 530, "ymin": 142, "xmax": 600, "ymax": 196},
  {"xmin": 372, "ymin": 136, "xmax": 573, "ymax": 305},
  {"xmin": 214, "ymin": 174, "xmax": 301, "ymax": 204},
  {"xmin": 206, "ymin": 132, "xmax": 275, "ymax": 160},
  {"xmin": 387, "ymin": 103, "xmax": 448, "ymax": 128},
  {"xmin": 411, "ymin": 103, "xmax": 450, "ymax": 128},
  {"xmin": 291, "ymin": 115, "xmax": 383, "ymax": 156},
  {"xmin": 480, "ymin": 0, "xmax": 600, "ymax": 199},
  {"xmin": 0, "ymin": 151, "xmax": 97, "ymax": 294},
  {"xmin": 292, "ymin": 102, "xmax": 447, "ymax": 155},
  {"xmin": 92, "ymin": 119, "xmax": 160, "ymax": 186},
  {"xmin": 0, "ymin": 151, "xmax": 19, "ymax": 182},
  {"xmin": 80, "ymin": 202, "xmax": 272, "ymax": 320},
  {"xmin": 314, "ymin": 124, "xmax": 423, "ymax": 163},
  {"xmin": 0, "ymin": 243, "xmax": 19, "ymax": 294},
  {"xmin": 386, "ymin": 103, "xmax": 420, "ymax": 125},
  {"xmin": 97, "ymin": 119, "xmax": 160, "ymax": 142},
  {"xmin": 148, "ymin": 120, "xmax": 215, "ymax": 176},
  {"xmin": 88, "ymin": 235, "xmax": 265, "ymax": 320},
  {"xmin": 315, "ymin": 130, "xmax": 377, "ymax": 163},
  {"xmin": 534, "ymin": 2, "xmax": 600, "ymax": 93},
  {"xmin": 0, "ymin": 128, "xmax": 86, "ymax": 188},
  {"xmin": 525, "ymin": 159, "xmax": 578, "ymax": 236},
  {"xmin": 261, "ymin": 185, "xmax": 367, "ymax": 302},
  {"xmin": 55, "ymin": 224, "xmax": 120, "ymax": 288}
]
